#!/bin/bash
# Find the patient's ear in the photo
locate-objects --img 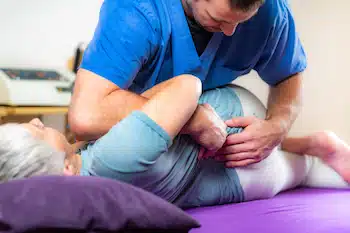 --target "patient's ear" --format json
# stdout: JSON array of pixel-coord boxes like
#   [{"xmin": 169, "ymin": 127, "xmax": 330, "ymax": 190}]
[{"xmin": 63, "ymin": 160, "xmax": 75, "ymax": 176}]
